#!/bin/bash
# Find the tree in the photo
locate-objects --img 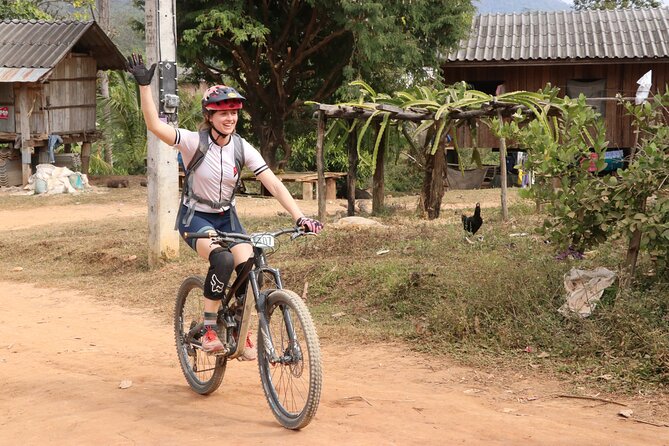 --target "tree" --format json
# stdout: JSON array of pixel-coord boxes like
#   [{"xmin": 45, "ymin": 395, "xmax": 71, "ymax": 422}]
[
  {"xmin": 175, "ymin": 0, "xmax": 474, "ymax": 169},
  {"xmin": 0, "ymin": 0, "xmax": 96, "ymax": 20},
  {"xmin": 573, "ymin": 0, "xmax": 661, "ymax": 9},
  {"xmin": 498, "ymin": 91, "xmax": 669, "ymax": 283},
  {"xmin": 0, "ymin": 0, "xmax": 52, "ymax": 19},
  {"xmin": 95, "ymin": 0, "xmax": 113, "ymax": 169}
]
